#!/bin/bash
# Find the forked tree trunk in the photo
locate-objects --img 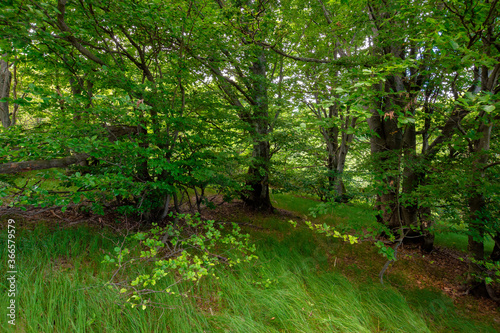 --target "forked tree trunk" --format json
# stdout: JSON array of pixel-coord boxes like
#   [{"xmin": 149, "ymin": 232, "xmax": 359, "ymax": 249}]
[
  {"xmin": 325, "ymin": 124, "xmax": 353, "ymax": 201},
  {"xmin": 316, "ymin": 102, "xmax": 354, "ymax": 202}
]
